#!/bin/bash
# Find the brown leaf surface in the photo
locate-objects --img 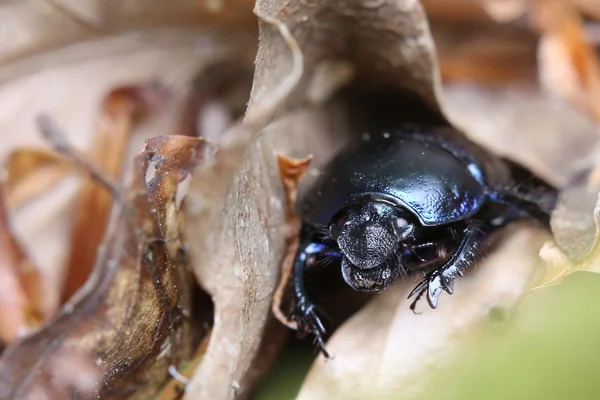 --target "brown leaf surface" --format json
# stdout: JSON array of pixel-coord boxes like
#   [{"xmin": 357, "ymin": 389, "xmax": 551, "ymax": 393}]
[
  {"xmin": 249, "ymin": 0, "xmax": 446, "ymax": 123},
  {"xmin": 0, "ymin": 183, "xmax": 44, "ymax": 343},
  {"xmin": 4, "ymin": 149, "xmax": 69, "ymax": 210},
  {"xmin": 182, "ymin": 123, "xmax": 279, "ymax": 400},
  {"xmin": 443, "ymin": 84, "xmax": 600, "ymax": 186},
  {"xmin": 536, "ymin": 169, "xmax": 600, "ymax": 288},
  {"xmin": 534, "ymin": 0, "xmax": 600, "ymax": 121},
  {"xmin": 0, "ymin": 134, "xmax": 203, "ymax": 399},
  {"xmin": 431, "ymin": 19, "xmax": 538, "ymax": 85},
  {"xmin": 0, "ymin": 1, "xmax": 256, "ymax": 76},
  {"xmin": 271, "ymin": 154, "xmax": 313, "ymax": 329}
]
